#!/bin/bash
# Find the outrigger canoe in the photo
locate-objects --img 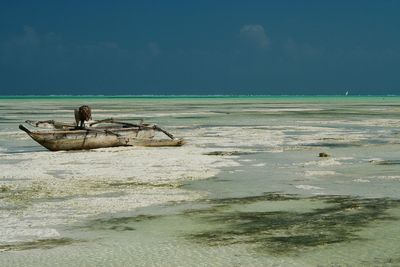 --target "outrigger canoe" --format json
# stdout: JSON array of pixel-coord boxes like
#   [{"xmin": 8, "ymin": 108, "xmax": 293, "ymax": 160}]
[{"xmin": 19, "ymin": 119, "xmax": 184, "ymax": 151}]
